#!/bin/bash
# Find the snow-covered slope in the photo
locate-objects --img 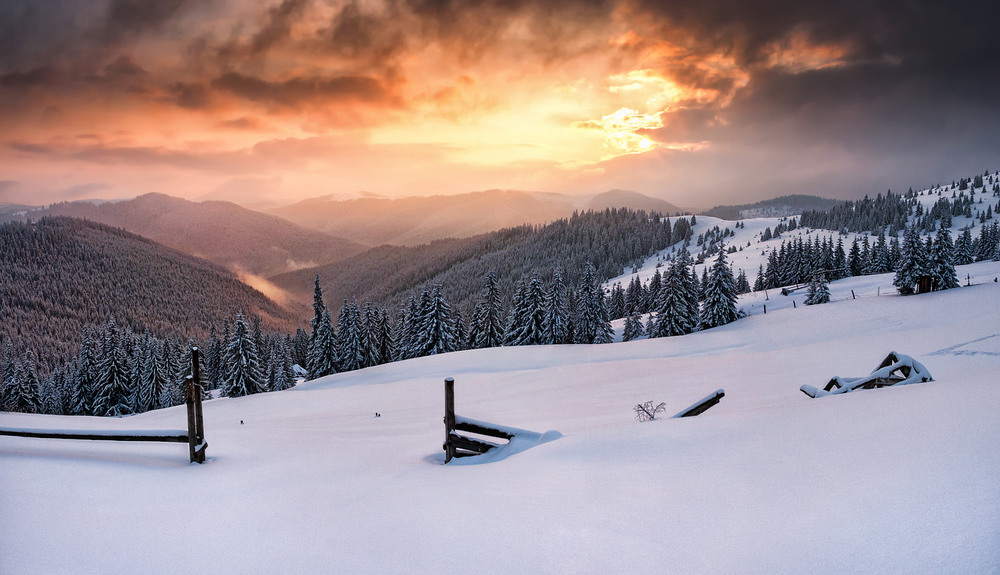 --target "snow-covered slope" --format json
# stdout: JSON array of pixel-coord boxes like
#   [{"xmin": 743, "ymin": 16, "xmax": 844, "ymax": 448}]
[{"xmin": 3, "ymin": 262, "xmax": 999, "ymax": 574}]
